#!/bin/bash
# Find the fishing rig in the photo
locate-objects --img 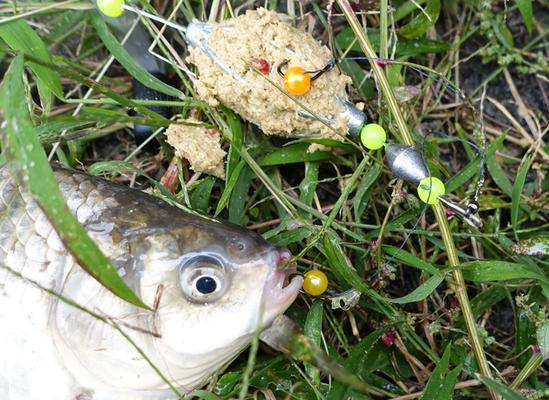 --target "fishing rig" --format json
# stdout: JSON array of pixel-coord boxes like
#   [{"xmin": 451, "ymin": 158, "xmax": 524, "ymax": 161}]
[{"xmin": 95, "ymin": 0, "xmax": 485, "ymax": 228}]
